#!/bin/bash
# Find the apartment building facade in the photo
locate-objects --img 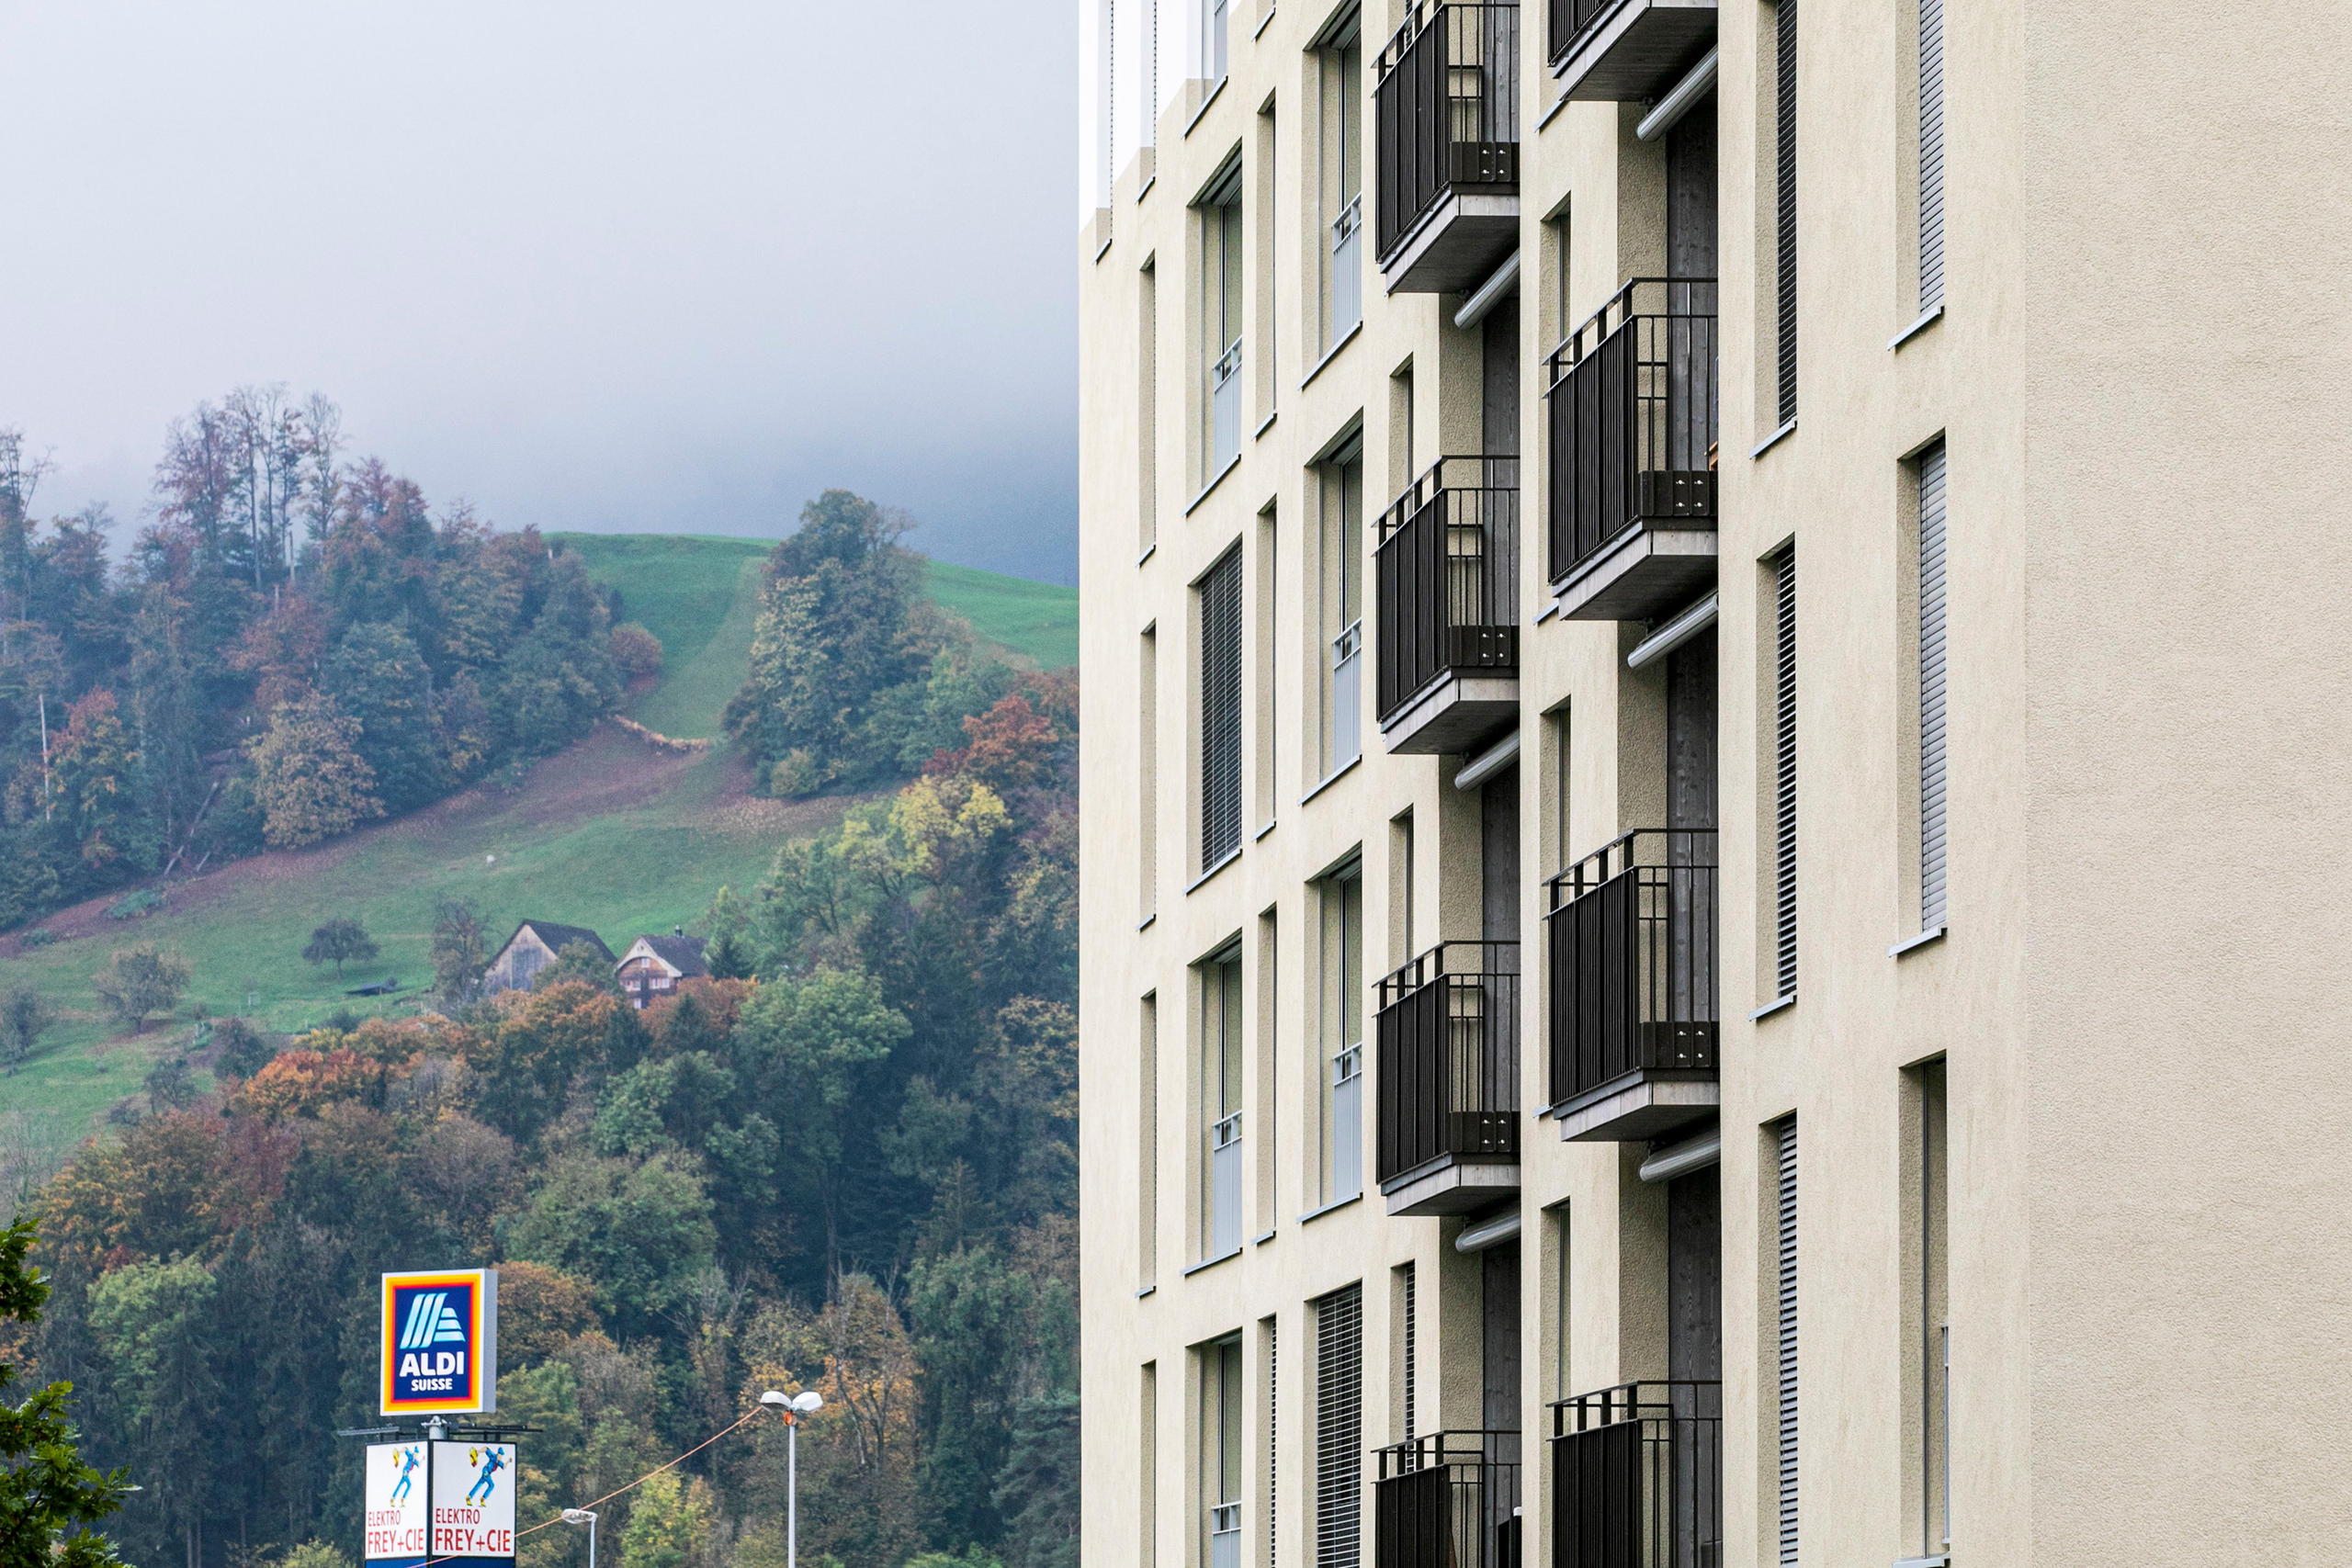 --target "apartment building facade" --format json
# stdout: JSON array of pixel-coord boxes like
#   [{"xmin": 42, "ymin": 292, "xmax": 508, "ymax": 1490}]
[{"xmin": 1076, "ymin": 2, "xmax": 2352, "ymax": 1565}]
